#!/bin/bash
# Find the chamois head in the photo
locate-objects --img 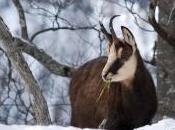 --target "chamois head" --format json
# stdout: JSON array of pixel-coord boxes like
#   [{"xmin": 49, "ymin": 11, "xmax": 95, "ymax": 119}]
[{"xmin": 101, "ymin": 15, "xmax": 138, "ymax": 83}]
